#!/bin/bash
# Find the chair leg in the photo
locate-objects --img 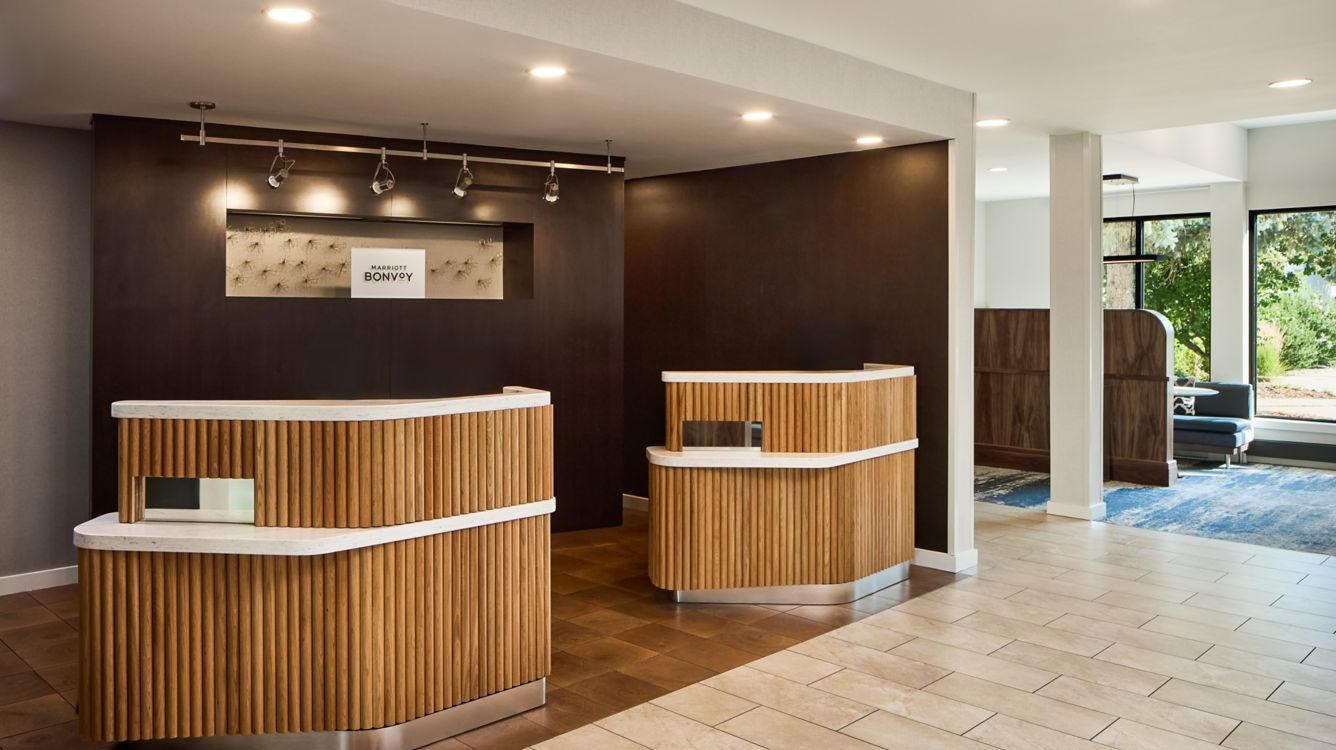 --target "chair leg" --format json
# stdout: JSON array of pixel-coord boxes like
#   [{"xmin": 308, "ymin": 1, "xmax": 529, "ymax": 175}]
[
  {"xmin": 1240, "ymin": 451, "xmax": 1248, "ymax": 465},
  {"xmin": 1225, "ymin": 454, "xmax": 1231, "ymax": 469}
]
